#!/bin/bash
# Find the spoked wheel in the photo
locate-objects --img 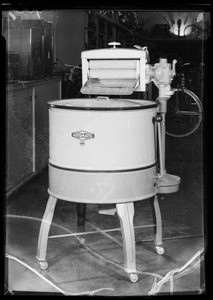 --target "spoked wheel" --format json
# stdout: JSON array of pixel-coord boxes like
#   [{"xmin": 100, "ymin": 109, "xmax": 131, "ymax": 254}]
[
  {"xmin": 184, "ymin": 24, "xmax": 200, "ymax": 39},
  {"xmin": 166, "ymin": 88, "xmax": 203, "ymax": 138}
]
